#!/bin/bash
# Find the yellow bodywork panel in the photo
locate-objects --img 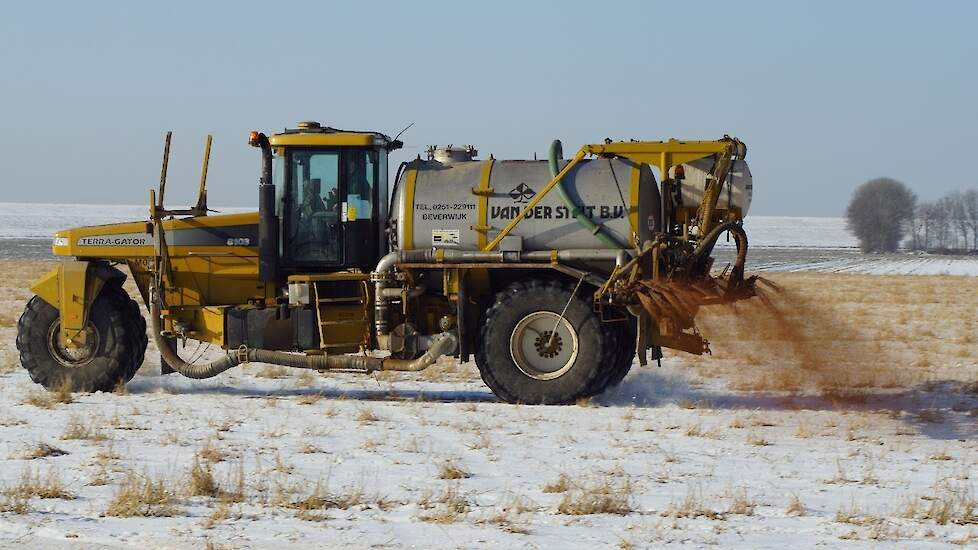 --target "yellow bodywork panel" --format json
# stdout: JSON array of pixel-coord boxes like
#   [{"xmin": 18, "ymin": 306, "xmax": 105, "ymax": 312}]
[{"xmin": 31, "ymin": 261, "xmax": 117, "ymax": 346}]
